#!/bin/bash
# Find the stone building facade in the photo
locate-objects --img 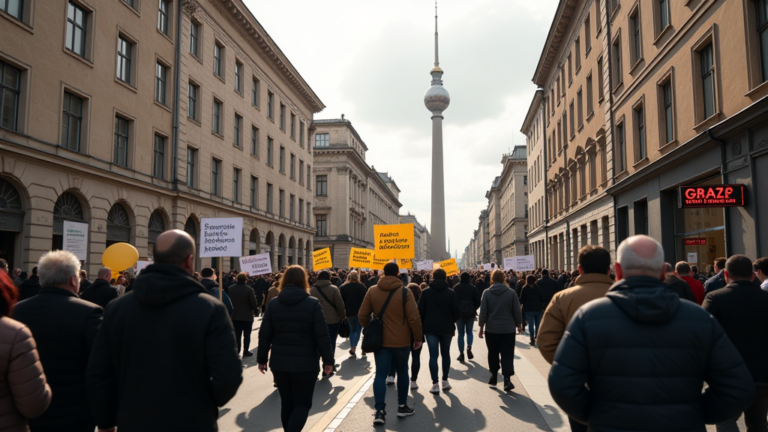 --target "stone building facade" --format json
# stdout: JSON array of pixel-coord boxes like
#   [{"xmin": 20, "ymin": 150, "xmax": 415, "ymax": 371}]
[
  {"xmin": 311, "ymin": 118, "xmax": 402, "ymax": 267},
  {"xmin": 0, "ymin": 0, "xmax": 322, "ymax": 274},
  {"xmin": 524, "ymin": 90, "xmax": 548, "ymax": 268},
  {"xmin": 400, "ymin": 213, "xmax": 431, "ymax": 261}
]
